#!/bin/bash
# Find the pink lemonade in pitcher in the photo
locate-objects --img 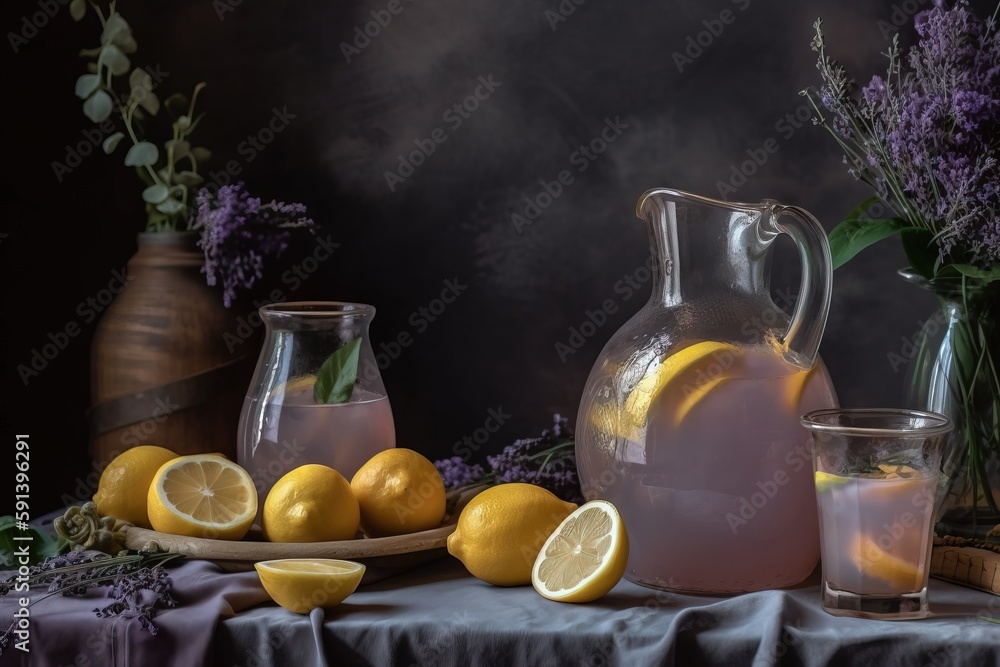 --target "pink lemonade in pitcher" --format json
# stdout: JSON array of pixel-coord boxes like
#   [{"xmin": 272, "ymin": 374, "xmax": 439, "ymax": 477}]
[{"xmin": 588, "ymin": 343, "xmax": 837, "ymax": 593}]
